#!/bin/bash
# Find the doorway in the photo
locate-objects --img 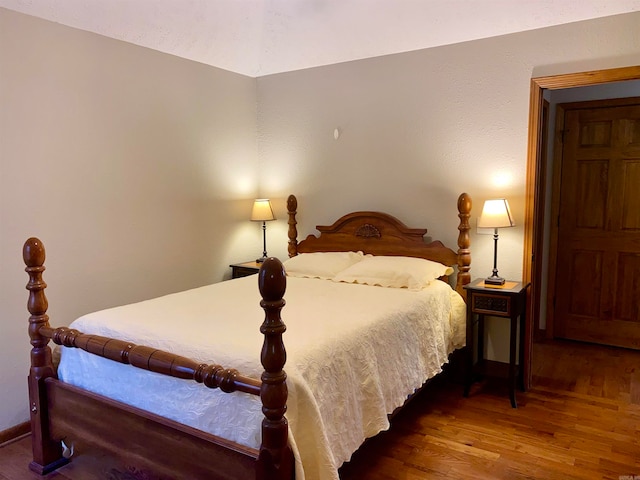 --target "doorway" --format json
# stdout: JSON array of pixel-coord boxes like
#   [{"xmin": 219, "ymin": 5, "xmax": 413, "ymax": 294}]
[{"xmin": 522, "ymin": 66, "xmax": 640, "ymax": 388}]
